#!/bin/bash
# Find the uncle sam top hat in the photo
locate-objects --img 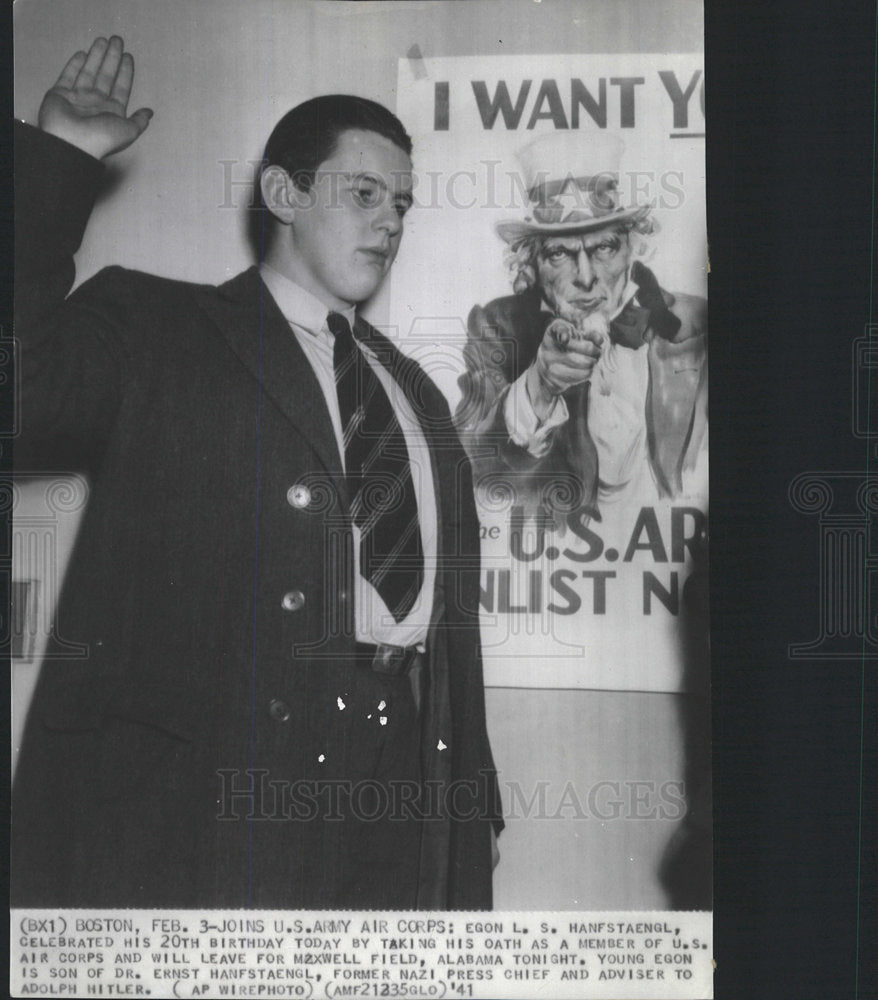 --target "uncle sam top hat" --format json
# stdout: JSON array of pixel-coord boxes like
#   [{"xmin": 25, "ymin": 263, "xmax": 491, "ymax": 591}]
[{"xmin": 496, "ymin": 131, "xmax": 651, "ymax": 244}]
